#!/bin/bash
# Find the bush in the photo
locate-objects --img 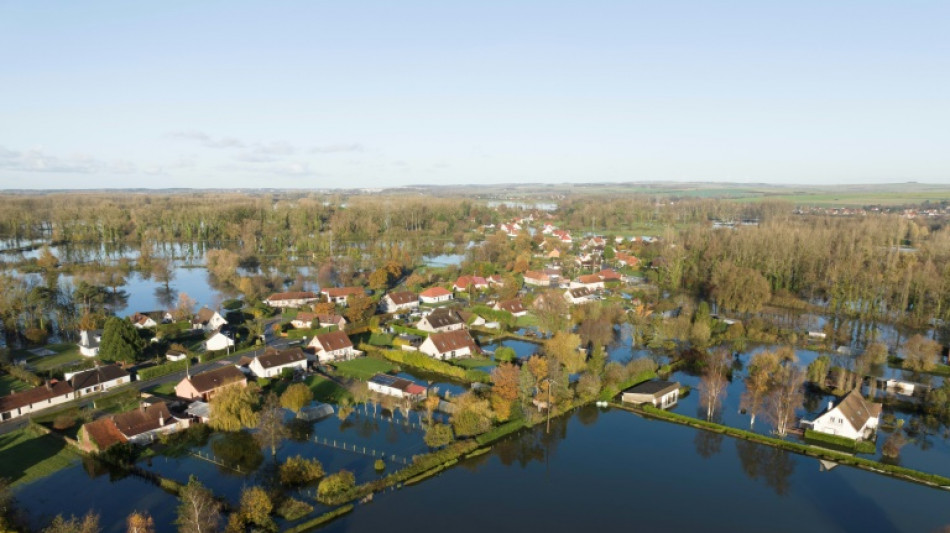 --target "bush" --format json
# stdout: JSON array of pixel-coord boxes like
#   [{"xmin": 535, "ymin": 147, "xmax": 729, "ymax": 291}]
[
  {"xmin": 137, "ymin": 359, "xmax": 190, "ymax": 381},
  {"xmin": 374, "ymin": 348, "xmax": 490, "ymax": 383},
  {"xmin": 279, "ymin": 455, "xmax": 325, "ymax": 486},
  {"xmin": 52, "ymin": 414, "xmax": 76, "ymax": 430},
  {"xmin": 374, "ymin": 459, "xmax": 385, "ymax": 471},
  {"xmin": 316, "ymin": 470, "xmax": 356, "ymax": 504},
  {"xmin": 494, "ymin": 346, "xmax": 516, "ymax": 362},
  {"xmin": 424, "ymin": 423, "xmax": 454, "ymax": 448},
  {"xmin": 277, "ymin": 498, "xmax": 313, "ymax": 521},
  {"xmin": 803, "ymin": 429, "xmax": 875, "ymax": 454}
]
